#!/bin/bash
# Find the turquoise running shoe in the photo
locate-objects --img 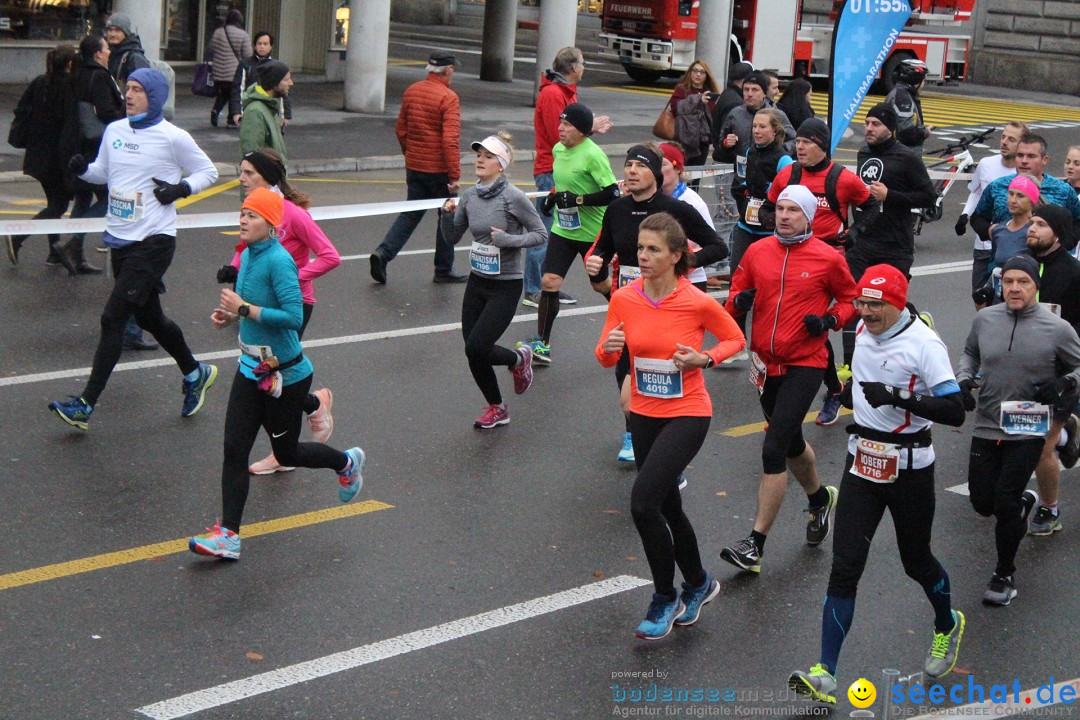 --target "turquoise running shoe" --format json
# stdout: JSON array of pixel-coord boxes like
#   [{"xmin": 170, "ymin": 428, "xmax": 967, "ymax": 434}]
[
  {"xmin": 338, "ymin": 447, "xmax": 366, "ymax": 502},
  {"xmin": 189, "ymin": 522, "xmax": 241, "ymax": 560}
]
